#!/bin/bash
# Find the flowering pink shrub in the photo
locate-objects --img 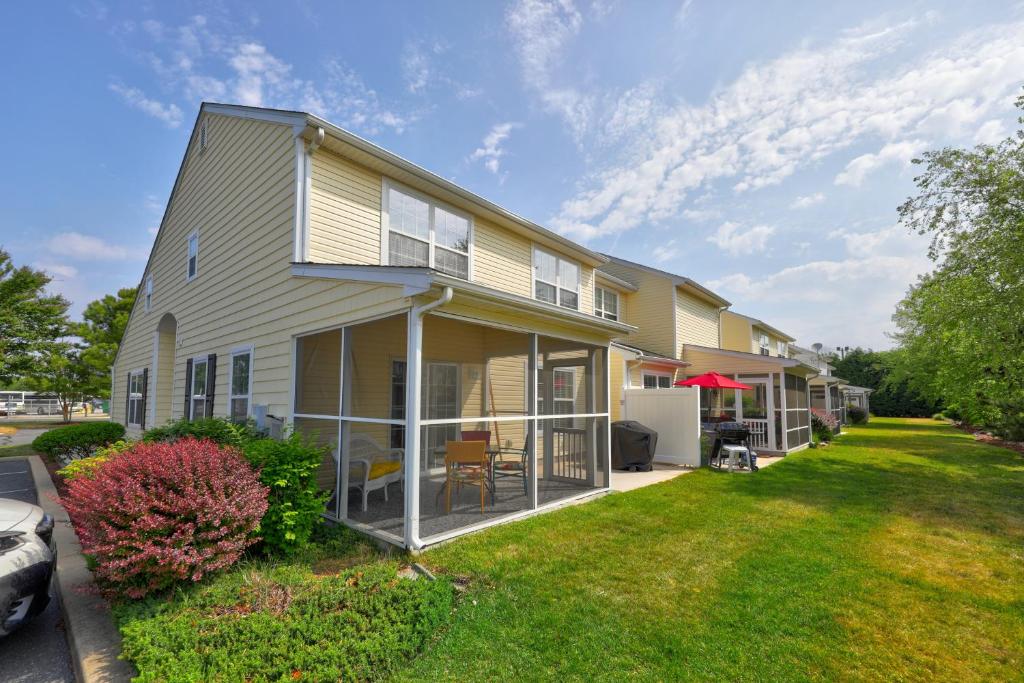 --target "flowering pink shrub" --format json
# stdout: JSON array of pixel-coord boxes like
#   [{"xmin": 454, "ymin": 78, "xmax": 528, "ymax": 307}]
[
  {"xmin": 63, "ymin": 437, "xmax": 269, "ymax": 598},
  {"xmin": 811, "ymin": 408, "xmax": 840, "ymax": 442}
]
